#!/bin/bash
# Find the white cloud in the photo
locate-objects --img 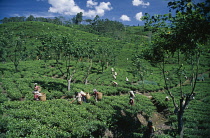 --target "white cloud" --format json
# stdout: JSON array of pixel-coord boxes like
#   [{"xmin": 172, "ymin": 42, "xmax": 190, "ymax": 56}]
[
  {"xmin": 120, "ymin": 15, "xmax": 130, "ymax": 21},
  {"xmin": 87, "ymin": 0, "xmax": 98, "ymax": 8},
  {"xmin": 48, "ymin": 0, "xmax": 84, "ymax": 15},
  {"xmin": 135, "ymin": 12, "xmax": 143, "ymax": 21},
  {"xmin": 31, "ymin": 12, "xmax": 57, "ymax": 18},
  {"xmin": 132, "ymin": 0, "xmax": 150, "ymax": 7},
  {"xmin": 11, "ymin": 12, "xmax": 55, "ymax": 18},
  {"xmin": 84, "ymin": 1, "xmax": 112, "ymax": 17},
  {"xmin": 48, "ymin": 0, "xmax": 112, "ymax": 18},
  {"xmin": 94, "ymin": 2, "xmax": 112, "ymax": 16}
]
